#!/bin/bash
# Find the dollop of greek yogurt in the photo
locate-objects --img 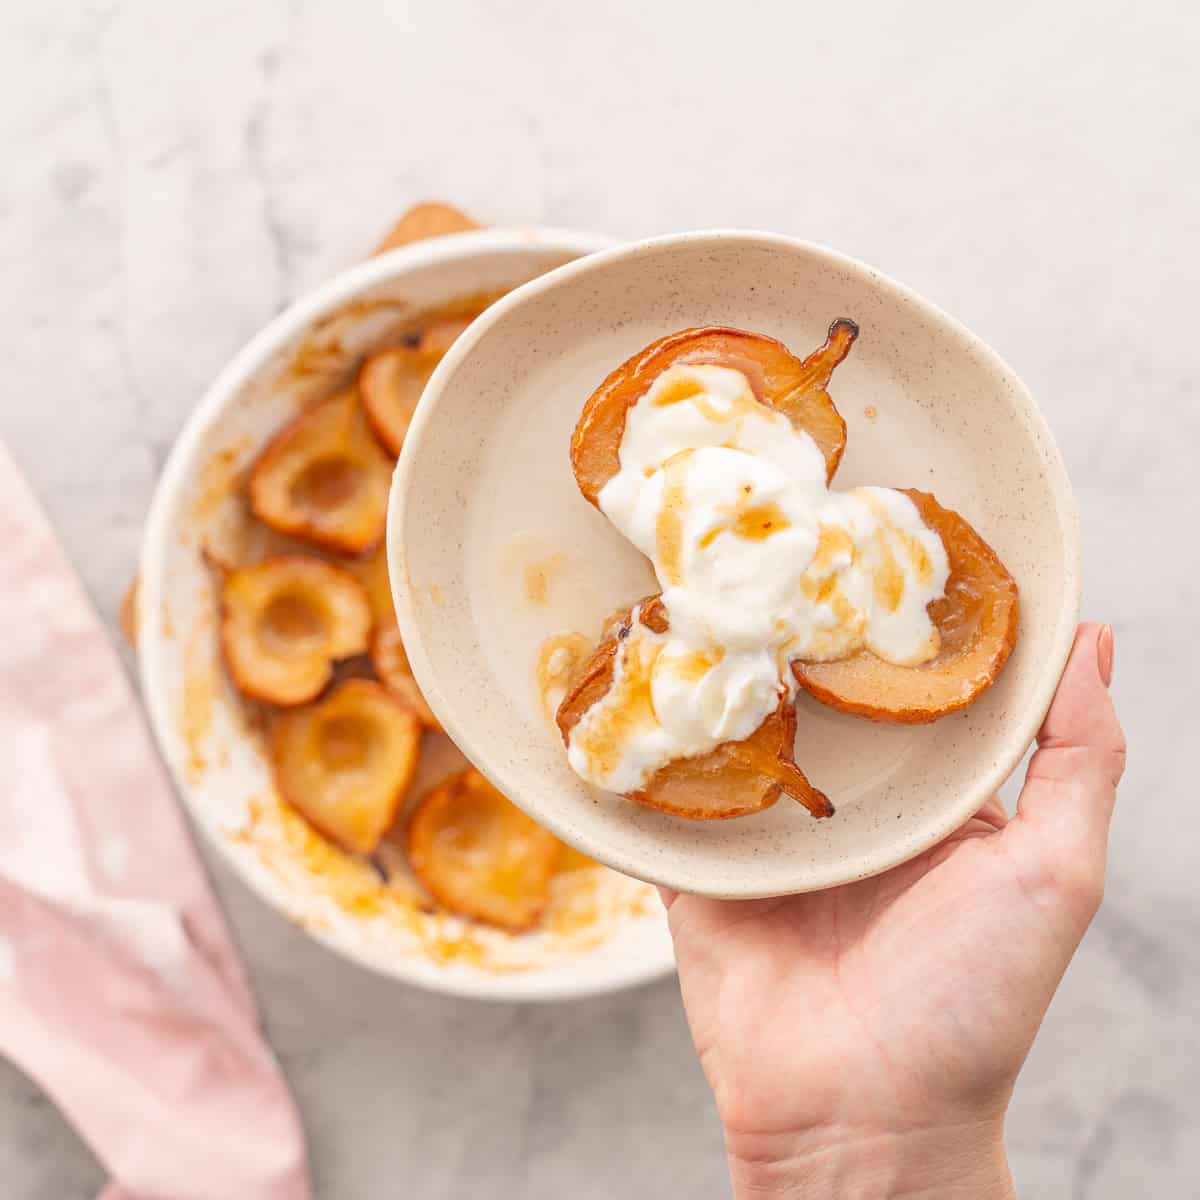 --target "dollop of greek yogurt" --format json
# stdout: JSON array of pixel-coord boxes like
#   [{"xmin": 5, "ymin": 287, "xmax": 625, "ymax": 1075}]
[{"xmin": 566, "ymin": 363, "xmax": 949, "ymax": 795}]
